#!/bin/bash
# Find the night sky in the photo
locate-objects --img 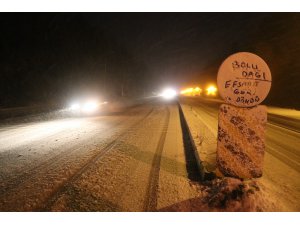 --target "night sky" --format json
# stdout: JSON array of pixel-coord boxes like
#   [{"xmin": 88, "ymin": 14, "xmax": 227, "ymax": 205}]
[{"xmin": 0, "ymin": 13, "xmax": 299, "ymax": 108}]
